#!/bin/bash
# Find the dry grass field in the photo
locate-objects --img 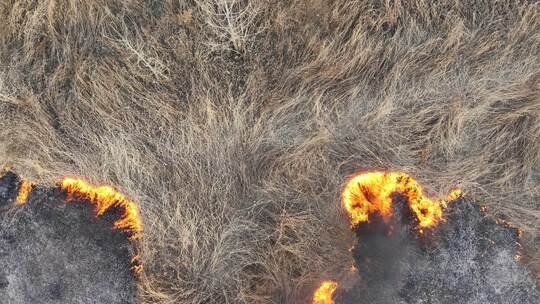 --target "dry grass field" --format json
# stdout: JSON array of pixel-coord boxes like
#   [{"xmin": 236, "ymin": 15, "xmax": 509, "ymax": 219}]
[{"xmin": 0, "ymin": 0, "xmax": 539, "ymax": 303}]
